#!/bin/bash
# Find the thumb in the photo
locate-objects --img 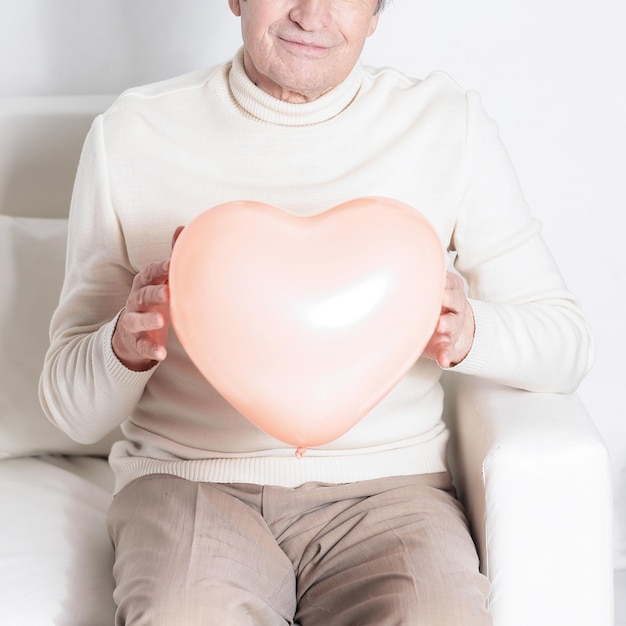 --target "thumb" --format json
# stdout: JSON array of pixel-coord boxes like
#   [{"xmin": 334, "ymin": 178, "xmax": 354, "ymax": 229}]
[{"xmin": 171, "ymin": 225, "xmax": 185, "ymax": 251}]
